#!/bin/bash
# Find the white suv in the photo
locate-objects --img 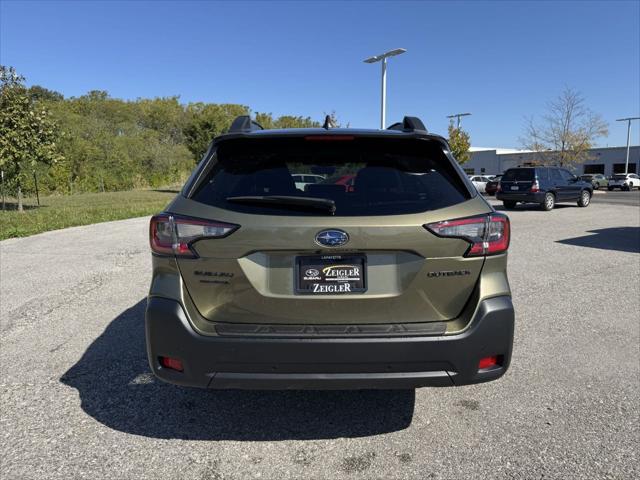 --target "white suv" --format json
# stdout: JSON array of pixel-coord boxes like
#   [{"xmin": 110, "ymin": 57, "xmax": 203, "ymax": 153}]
[
  {"xmin": 291, "ymin": 174, "xmax": 326, "ymax": 191},
  {"xmin": 608, "ymin": 173, "xmax": 640, "ymax": 191},
  {"xmin": 468, "ymin": 175, "xmax": 491, "ymax": 193}
]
